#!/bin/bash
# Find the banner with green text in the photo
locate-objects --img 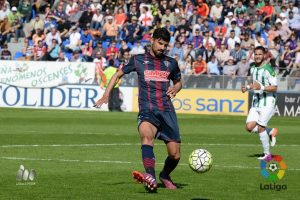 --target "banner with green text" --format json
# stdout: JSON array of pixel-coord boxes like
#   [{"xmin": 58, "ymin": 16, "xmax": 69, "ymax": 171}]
[{"xmin": 0, "ymin": 61, "xmax": 95, "ymax": 88}]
